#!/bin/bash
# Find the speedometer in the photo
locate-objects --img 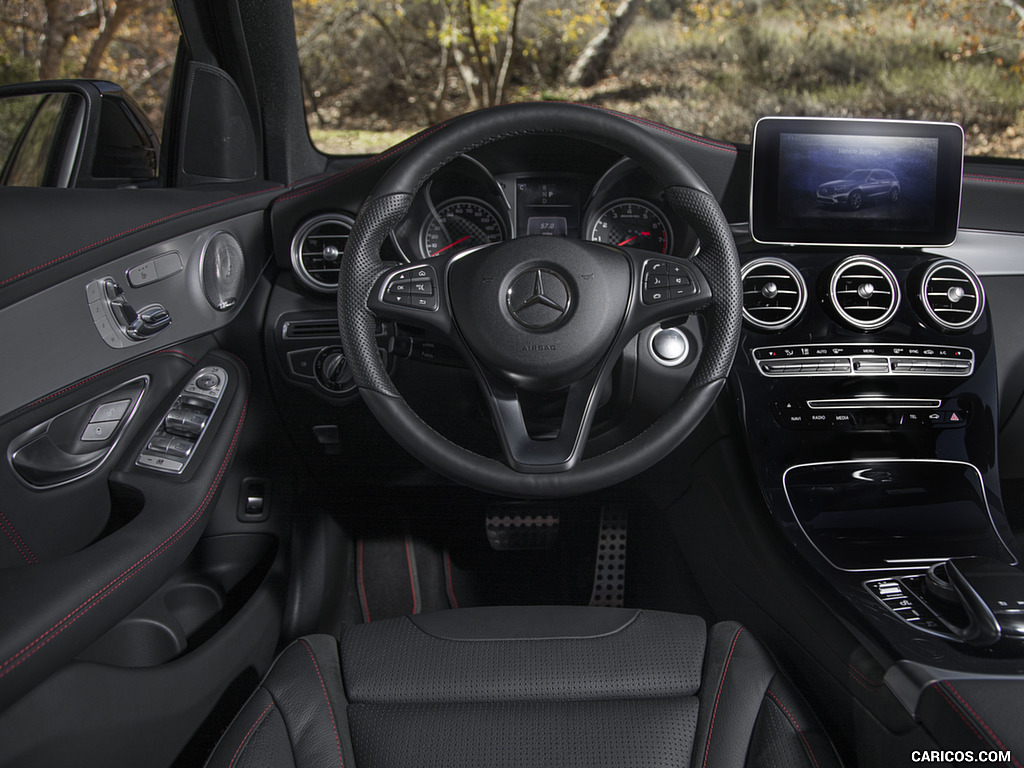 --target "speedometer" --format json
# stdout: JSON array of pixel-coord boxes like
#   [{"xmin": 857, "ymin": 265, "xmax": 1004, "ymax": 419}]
[
  {"xmin": 420, "ymin": 198, "xmax": 505, "ymax": 259},
  {"xmin": 589, "ymin": 199, "xmax": 672, "ymax": 254}
]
